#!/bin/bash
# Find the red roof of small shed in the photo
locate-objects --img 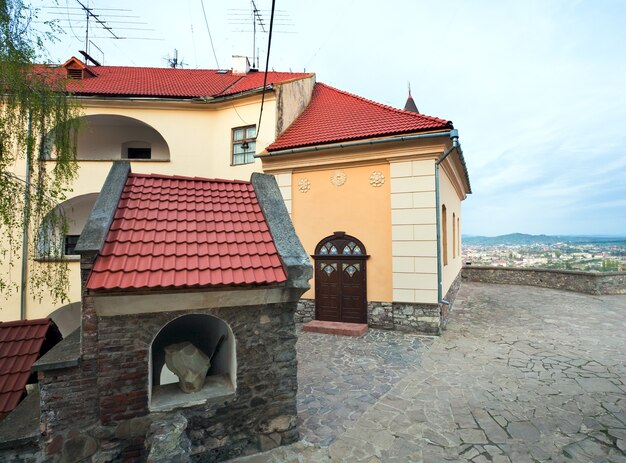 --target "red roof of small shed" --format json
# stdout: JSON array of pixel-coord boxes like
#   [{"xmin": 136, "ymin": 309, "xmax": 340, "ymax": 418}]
[
  {"xmin": 267, "ymin": 83, "xmax": 452, "ymax": 151},
  {"xmin": 0, "ymin": 319, "xmax": 53, "ymax": 415},
  {"xmin": 86, "ymin": 173, "xmax": 287, "ymax": 291}
]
